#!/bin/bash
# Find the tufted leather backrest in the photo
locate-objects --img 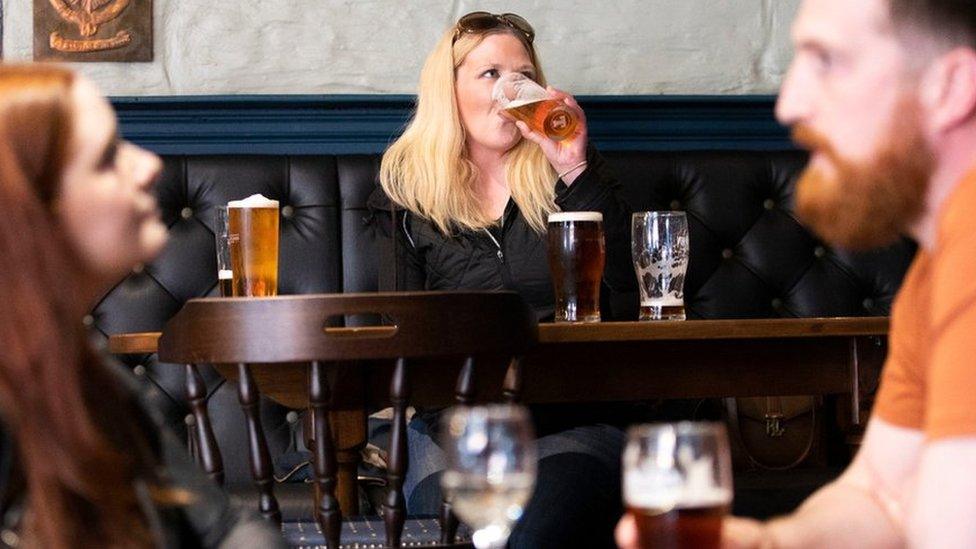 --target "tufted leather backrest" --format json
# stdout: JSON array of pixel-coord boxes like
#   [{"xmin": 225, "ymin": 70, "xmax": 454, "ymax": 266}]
[{"xmin": 94, "ymin": 151, "xmax": 914, "ymax": 484}]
